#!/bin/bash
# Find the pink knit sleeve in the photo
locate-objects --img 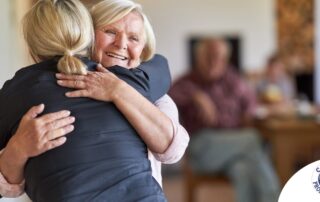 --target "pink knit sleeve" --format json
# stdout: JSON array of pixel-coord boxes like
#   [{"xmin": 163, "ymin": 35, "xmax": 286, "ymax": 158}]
[{"xmin": 152, "ymin": 94, "xmax": 189, "ymax": 164}]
